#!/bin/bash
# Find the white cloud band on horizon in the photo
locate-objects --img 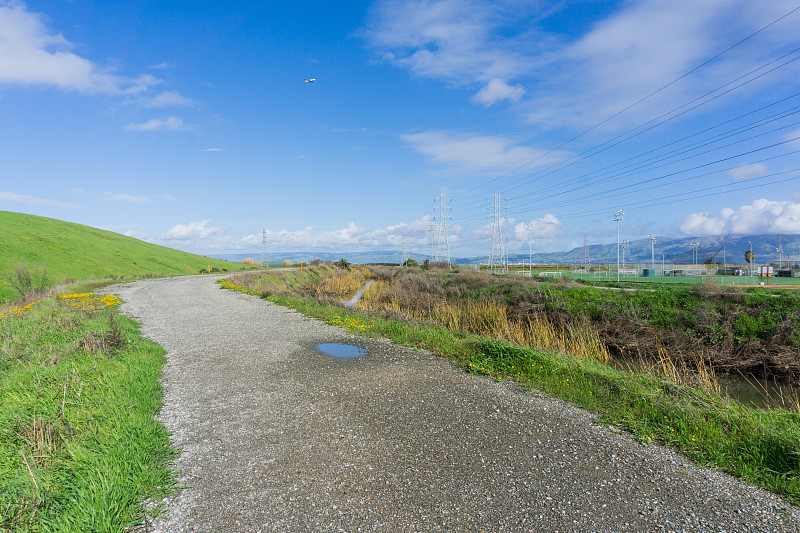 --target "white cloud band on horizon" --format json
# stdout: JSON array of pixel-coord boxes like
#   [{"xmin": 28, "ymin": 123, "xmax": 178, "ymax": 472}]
[
  {"xmin": 679, "ymin": 197, "xmax": 800, "ymax": 235},
  {"xmin": 128, "ymin": 216, "xmax": 461, "ymax": 254}
]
